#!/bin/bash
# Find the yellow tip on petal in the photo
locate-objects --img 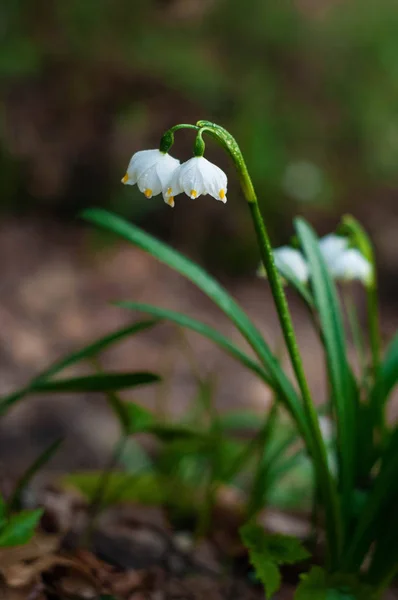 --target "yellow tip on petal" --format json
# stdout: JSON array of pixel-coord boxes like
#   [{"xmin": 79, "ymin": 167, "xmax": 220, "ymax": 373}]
[
  {"xmin": 166, "ymin": 187, "xmax": 172, "ymax": 196},
  {"xmin": 190, "ymin": 189, "xmax": 197, "ymax": 198},
  {"xmin": 144, "ymin": 189, "xmax": 152, "ymax": 198},
  {"xmin": 166, "ymin": 196, "xmax": 175, "ymax": 207},
  {"xmin": 121, "ymin": 174, "xmax": 129, "ymax": 184},
  {"xmin": 219, "ymin": 189, "xmax": 225, "ymax": 200}
]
